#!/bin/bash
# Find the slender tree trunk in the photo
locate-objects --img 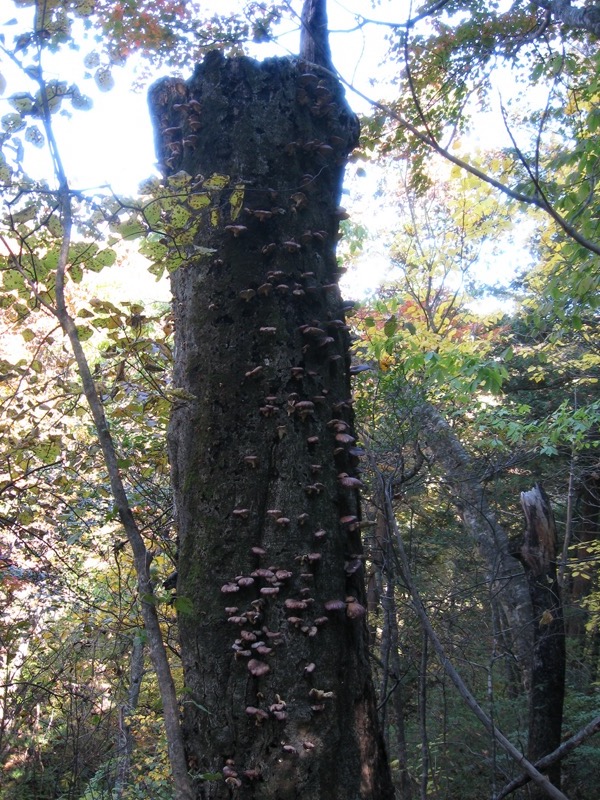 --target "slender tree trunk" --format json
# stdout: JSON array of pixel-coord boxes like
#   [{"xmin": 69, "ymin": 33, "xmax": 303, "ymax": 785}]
[
  {"xmin": 113, "ymin": 637, "xmax": 144, "ymax": 798},
  {"xmin": 418, "ymin": 632, "xmax": 429, "ymax": 800},
  {"xmin": 373, "ymin": 504, "xmax": 413, "ymax": 800},
  {"xmin": 566, "ymin": 467, "xmax": 600, "ymax": 640},
  {"xmin": 150, "ymin": 48, "xmax": 393, "ymax": 799},
  {"xmin": 519, "ymin": 484, "xmax": 566, "ymax": 796}
]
